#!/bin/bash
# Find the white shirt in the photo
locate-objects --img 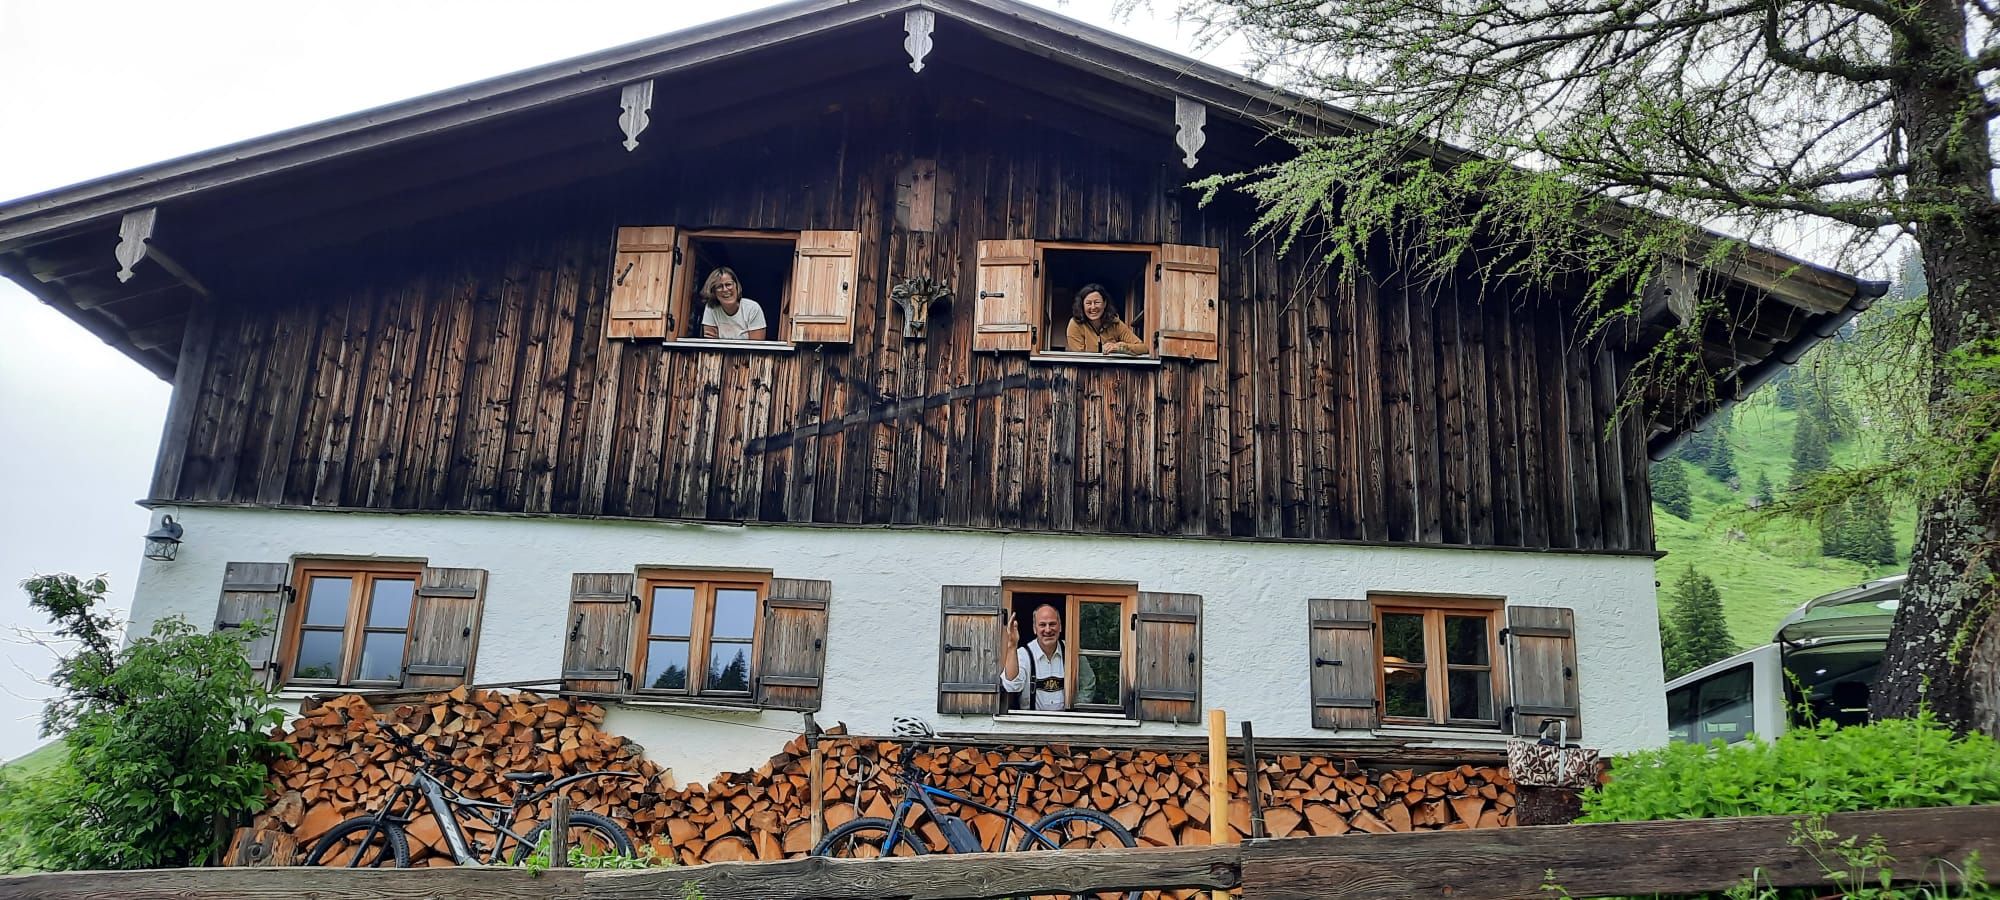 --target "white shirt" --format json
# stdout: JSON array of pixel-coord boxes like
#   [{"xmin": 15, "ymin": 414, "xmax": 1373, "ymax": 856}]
[
  {"xmin": 701, "ymin": 298, "xmax": 767, "ymax": 339},
  {"xmin": 1000, "ymin": 641, "xmax": 1097, "ymax": 711}
]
